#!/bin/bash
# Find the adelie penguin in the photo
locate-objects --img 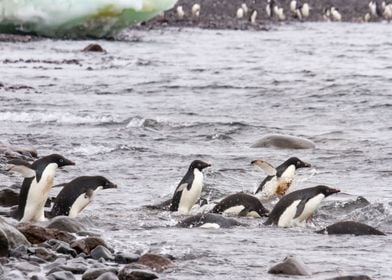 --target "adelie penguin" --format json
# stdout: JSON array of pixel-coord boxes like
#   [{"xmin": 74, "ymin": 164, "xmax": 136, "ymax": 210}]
[
  {"xmin": 7, "ymin": 154, "xmax": 75, "ymax": 222},
  {"xmin": 49, "ymin": 176, "xmax": 117, "ymax": 218},
  {"xmin": 252, "ymin": 157, "xmax": 311, "ymax": 200},
  {"xmin": 264, "ymin": 185, "xmax": 340, "ymax": 228},
  {"xmin": 211, "ymin": 193, "xmax": 269, "ymax": 218},
  {"xmin": 169, "ymin": 160, "xmax": 211, "ymax": 214}
]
